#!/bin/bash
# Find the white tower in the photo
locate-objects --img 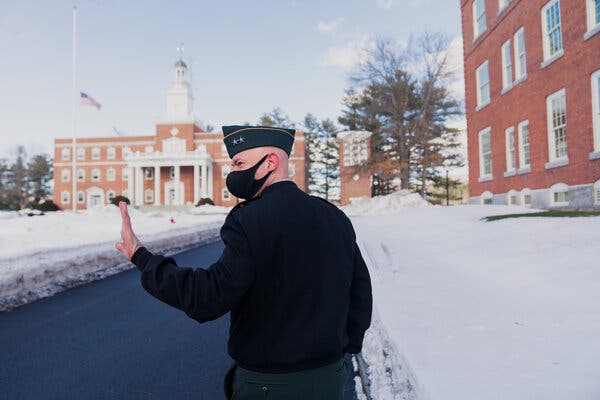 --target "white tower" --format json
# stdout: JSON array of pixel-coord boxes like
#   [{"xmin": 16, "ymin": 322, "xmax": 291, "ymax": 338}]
[{"xmin": 166, "ymin": 48, "xmax": 194, "ymax": 121}]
